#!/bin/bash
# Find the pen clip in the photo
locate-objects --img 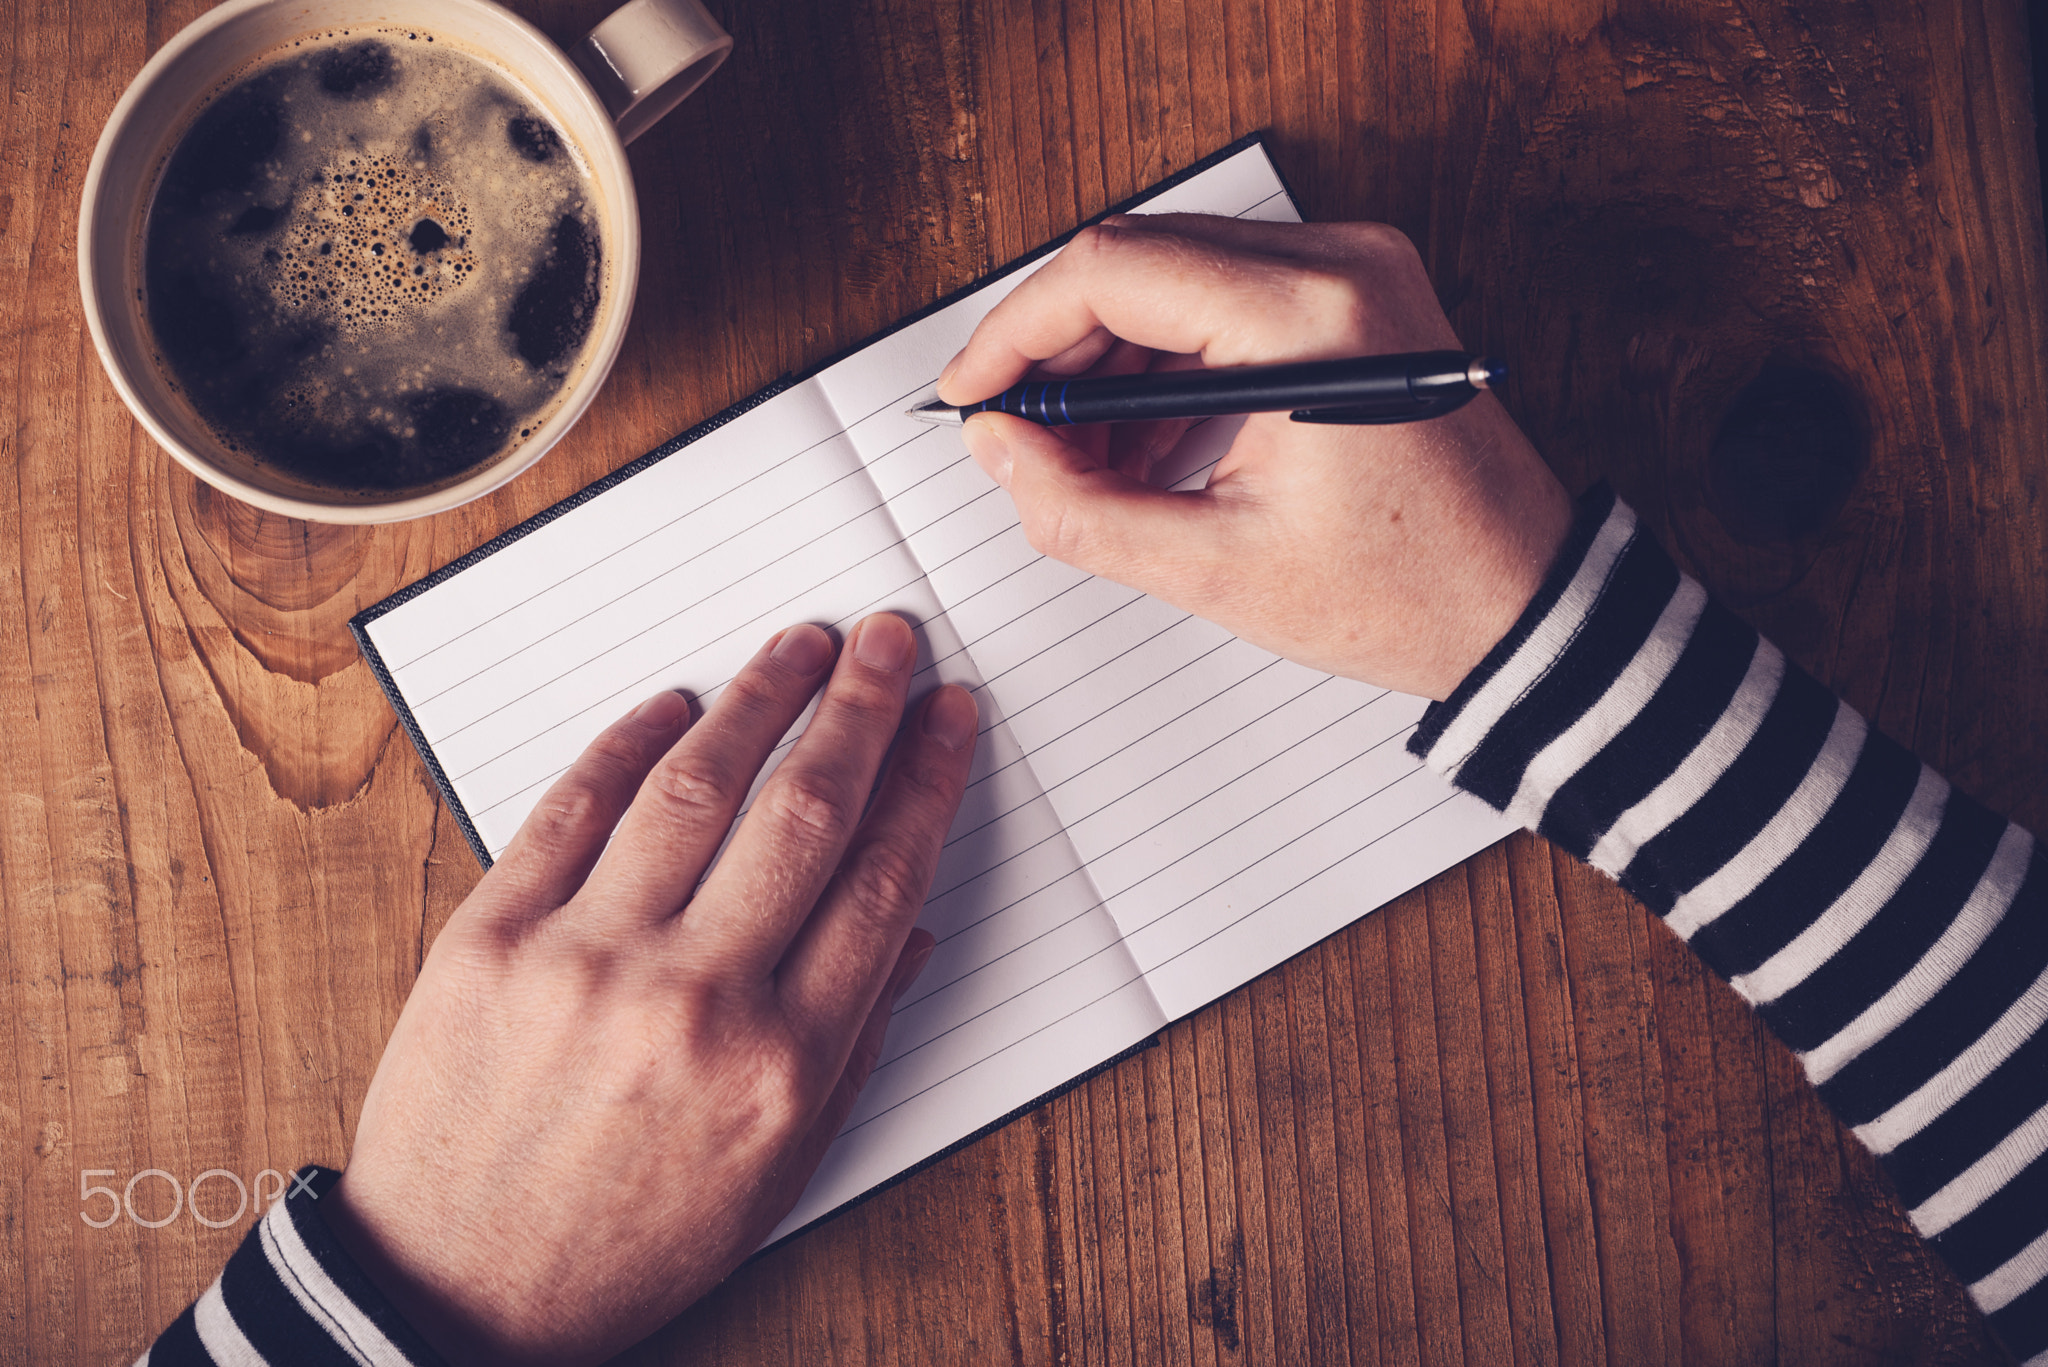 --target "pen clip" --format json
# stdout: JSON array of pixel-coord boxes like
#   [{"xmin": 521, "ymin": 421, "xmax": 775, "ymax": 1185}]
[{"xmin": 1288, "ymin": 386, "xmax": 1481, "ymax": 425}]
